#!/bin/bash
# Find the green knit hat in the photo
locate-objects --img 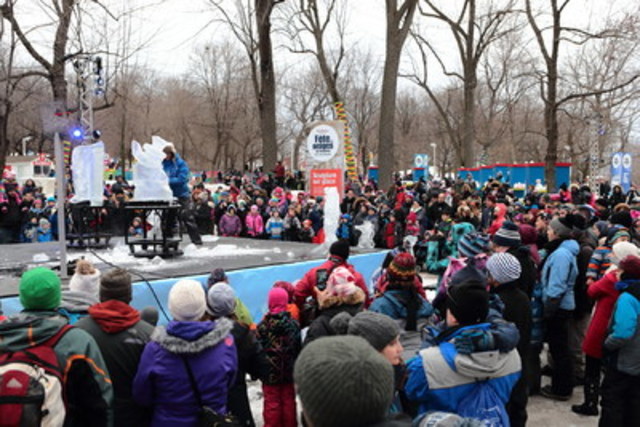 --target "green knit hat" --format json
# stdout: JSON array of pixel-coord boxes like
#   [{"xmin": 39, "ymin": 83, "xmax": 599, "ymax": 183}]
[{"xmin": 19, "ymin": 267, "xmax": 61, "ymax": 310}]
